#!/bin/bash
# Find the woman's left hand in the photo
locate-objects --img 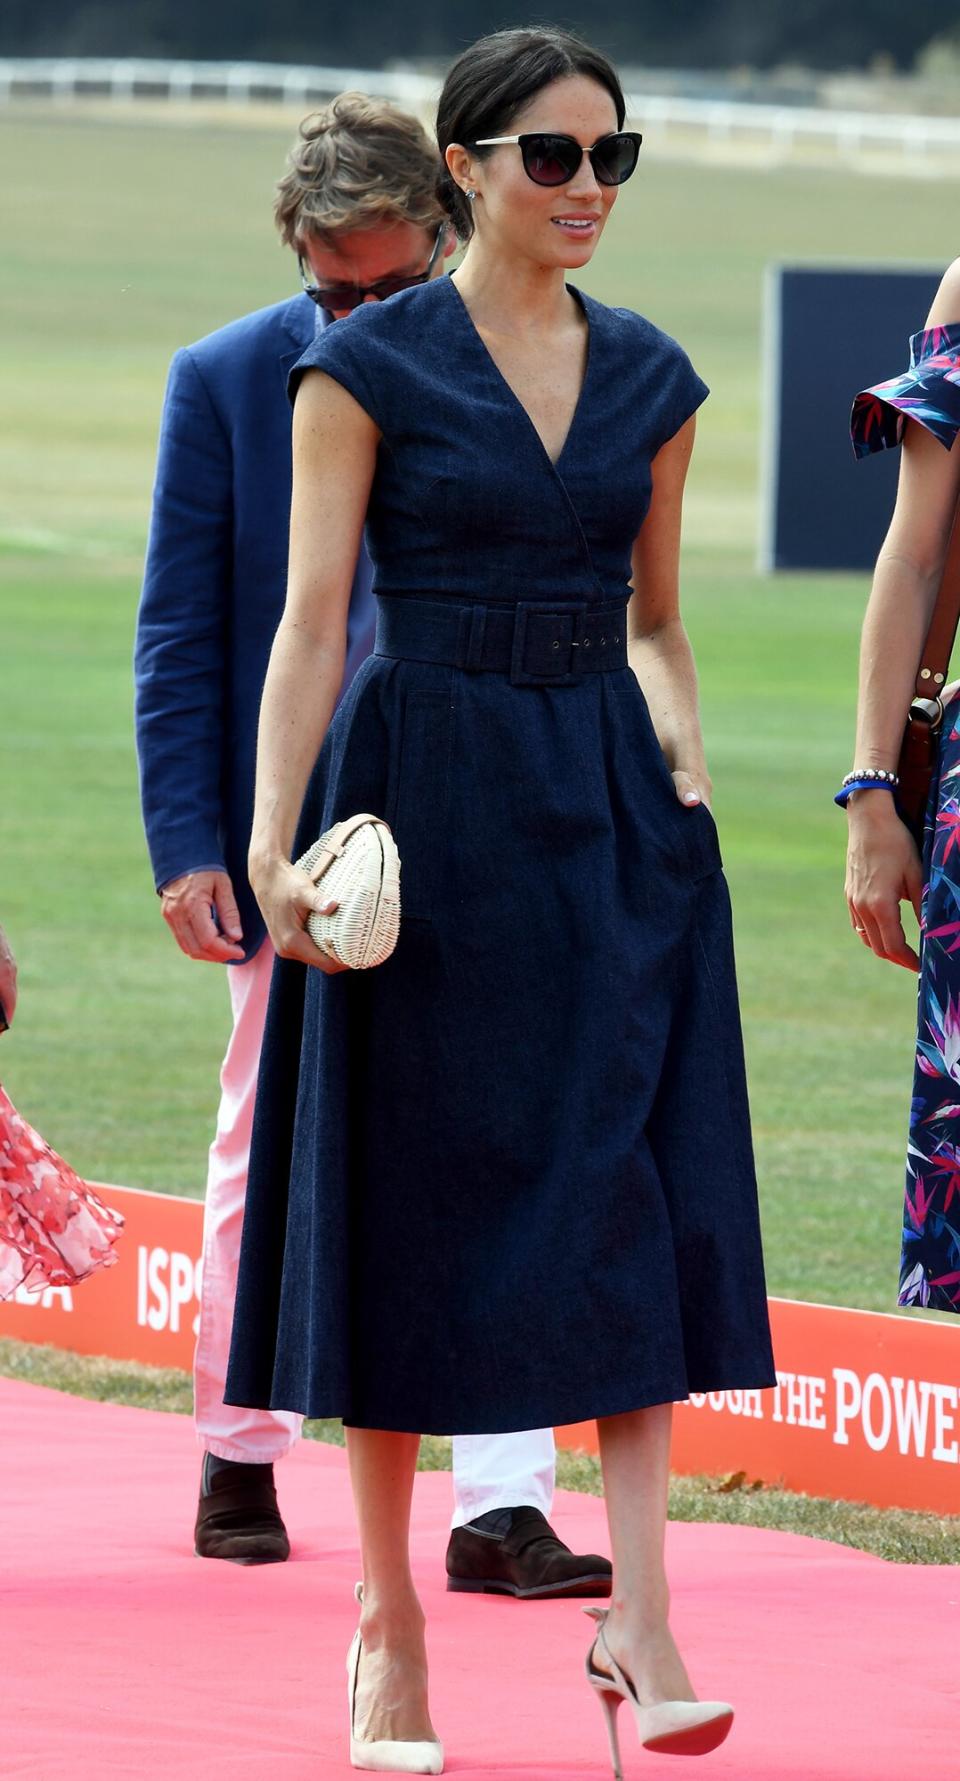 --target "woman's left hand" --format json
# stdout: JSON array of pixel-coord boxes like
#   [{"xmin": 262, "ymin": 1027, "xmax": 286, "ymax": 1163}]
[{"xmin": 672, "ymin": 770, "xmax": 712, "ymax": 814}]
